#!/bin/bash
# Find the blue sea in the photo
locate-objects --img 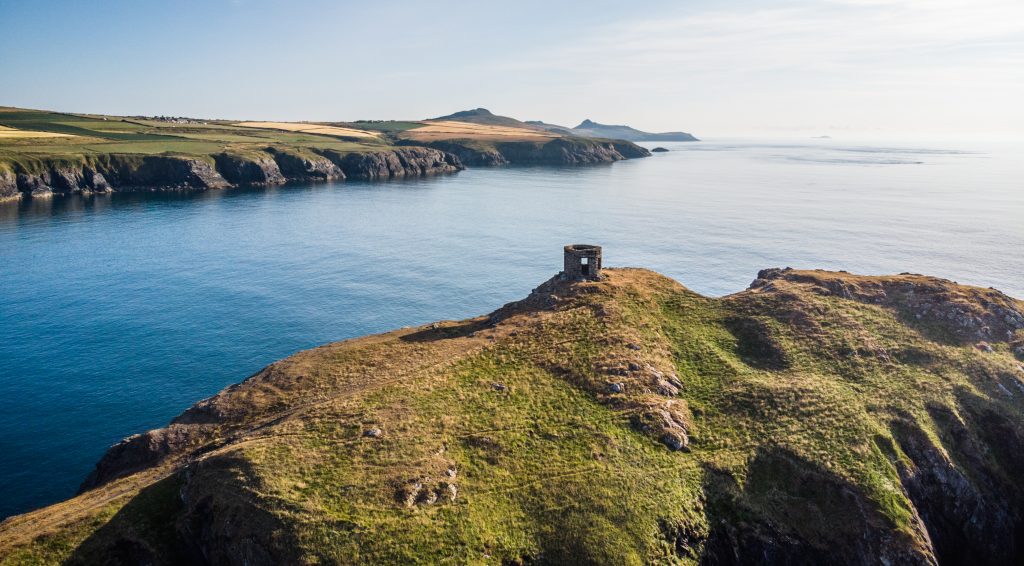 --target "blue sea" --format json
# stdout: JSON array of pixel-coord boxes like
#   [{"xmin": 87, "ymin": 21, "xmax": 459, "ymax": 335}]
[{"xmin": 1, "ymin": 137, "xmax": 1022, "ymax": 518}]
